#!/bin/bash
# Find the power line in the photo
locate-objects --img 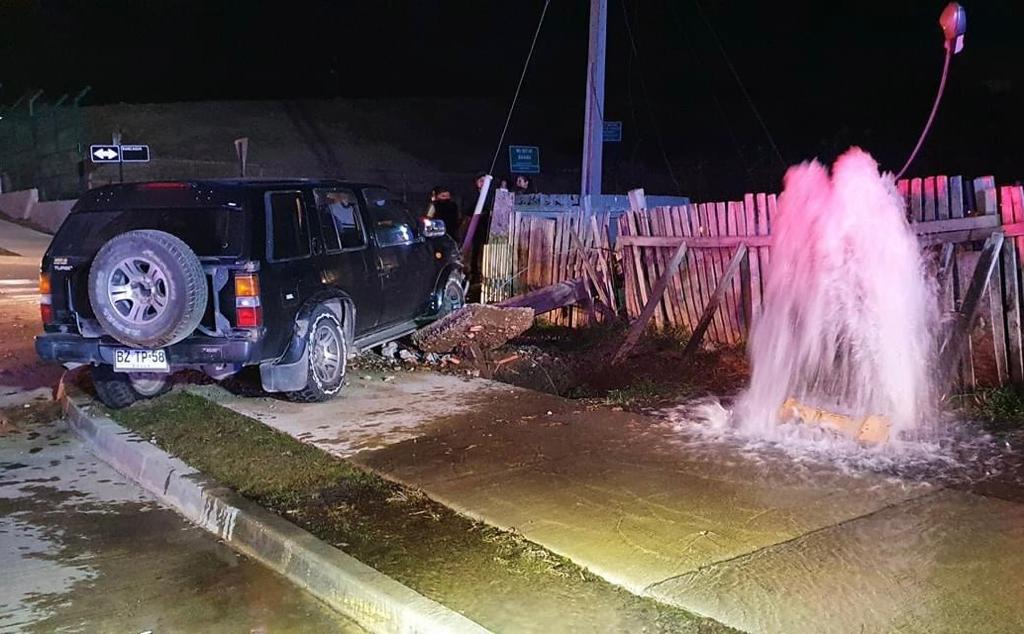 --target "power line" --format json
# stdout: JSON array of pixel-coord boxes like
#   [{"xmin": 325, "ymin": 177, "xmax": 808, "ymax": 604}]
[
  {"xmin": 665, "ymin": 0, "xmax": 754, "ymax": 184},
  {"xmin": 618, "ymin": 0, "xmax": 683, "ymax": 194},
  {"xmin": 691, "ymin": 0, "xmax": 787, "ymax": 169},
  {"xmin": 489, "ymin": 0, "xmax": 551, "ymax": 176}
]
